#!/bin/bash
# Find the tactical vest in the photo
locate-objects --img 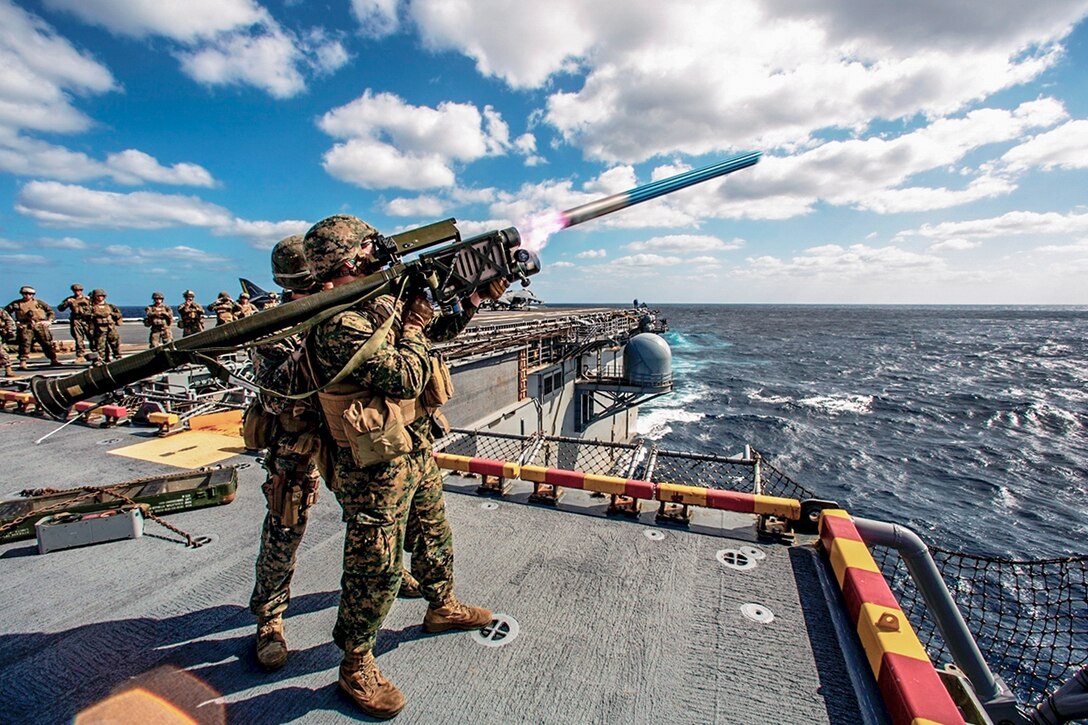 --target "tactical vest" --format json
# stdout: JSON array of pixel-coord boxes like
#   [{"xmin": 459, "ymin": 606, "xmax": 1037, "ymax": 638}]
[
  {"xmin": 10, "ymin": 300, "xmax": 48, "ymax": 325},
  {"xmin": 91, "ymin": 303, "xmax": 117, "ymax": 330},
  {"xmin": 307, "ymin": 294, "xmax": 450, "ymax": 466},
  {"xmin": 62, "ymin": 296, "xmax": 92, "ymax": 319},
  {"xmin": 145, "ymin": 305, "xmax": 171, "ymax": 328}
]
